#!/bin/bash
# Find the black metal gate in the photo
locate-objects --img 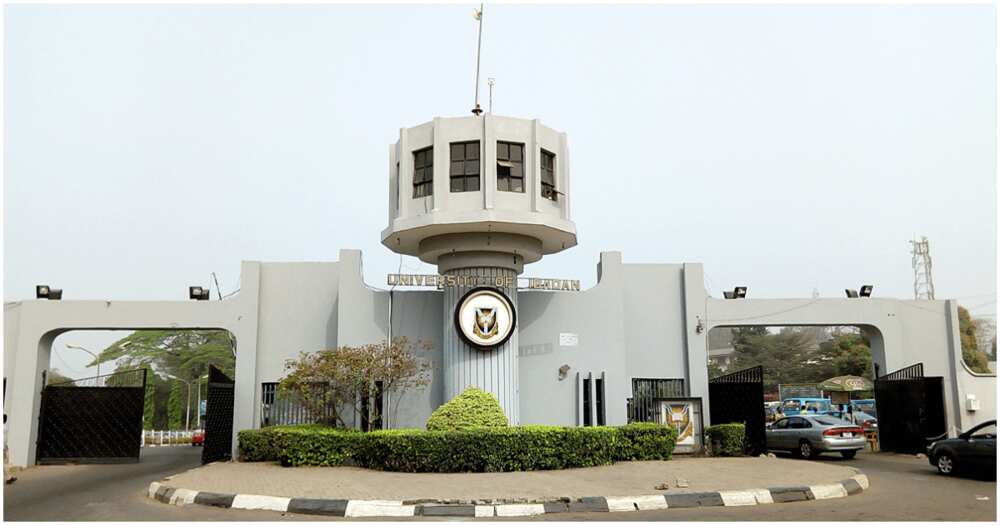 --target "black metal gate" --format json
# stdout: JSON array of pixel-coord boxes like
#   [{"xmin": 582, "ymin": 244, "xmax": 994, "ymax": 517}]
[
  {"xmin": 709, "ymin": 366, "xmax": 765, "ymax": 455},
  {"xmin": 36, "ymin": 368, "xmax": 147, "ymax": 464},
  {"xmin": 202, "ymin": 365, "xmax": 235, "ymax": 464},
  {"xmin": 874, "ymin": 363, "xmax": 947, "ymax": 454}
]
